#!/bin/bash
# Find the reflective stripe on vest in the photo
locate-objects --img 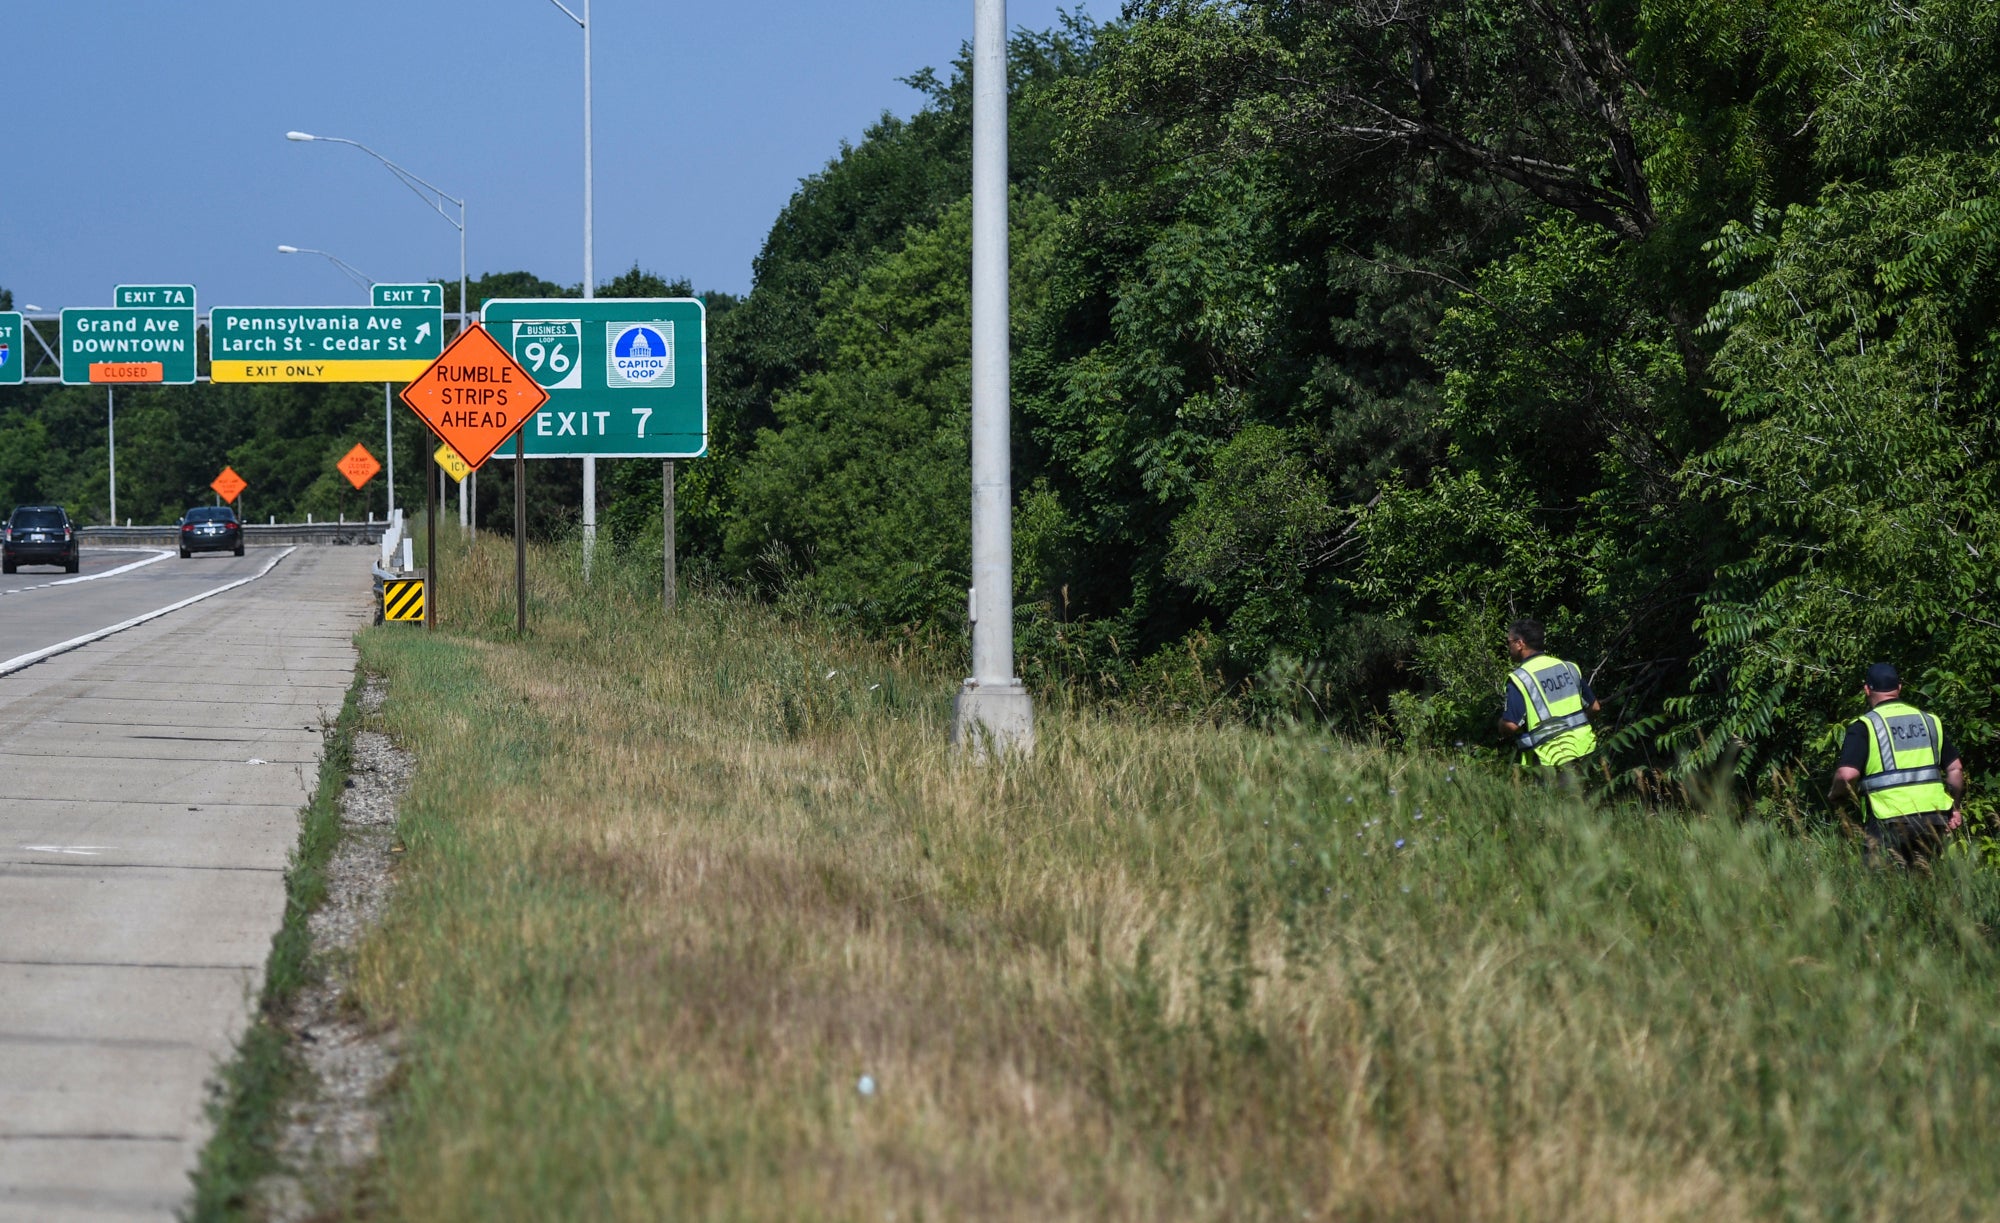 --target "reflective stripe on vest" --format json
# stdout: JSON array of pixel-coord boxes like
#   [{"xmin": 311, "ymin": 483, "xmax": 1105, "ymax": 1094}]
[
  {"xmin": 1518, "ymin": 709, "xmax": 1591, "ymax": 750},
  {"xmin": 1861, "ymin": 766, "xmax": 1944, "ymax": 793}
]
